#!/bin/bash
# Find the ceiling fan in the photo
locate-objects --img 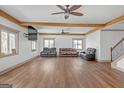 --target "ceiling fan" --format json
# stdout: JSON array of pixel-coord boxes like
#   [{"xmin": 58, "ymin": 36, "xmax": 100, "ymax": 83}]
[
  {"xmin": 51, "ymin": 5, "xmax": 83, "ymax": 19},
  {"xmin": 61, "ymin": 29, "xmax": 69, "ymax": 34}
]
